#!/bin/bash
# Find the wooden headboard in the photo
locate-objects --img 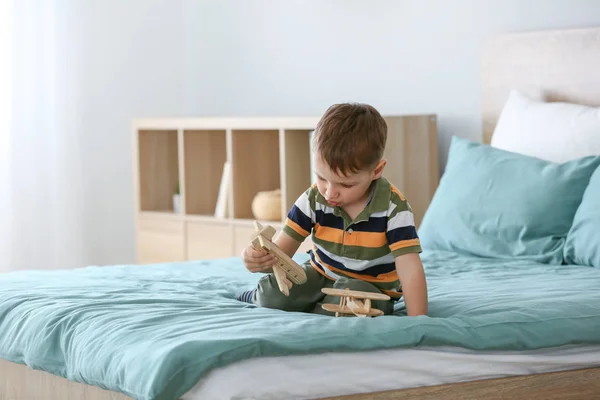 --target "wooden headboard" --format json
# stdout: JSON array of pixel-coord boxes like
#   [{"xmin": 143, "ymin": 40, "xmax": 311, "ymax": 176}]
[{"xmin": 482, "ymin": 27, "xmax": 600, "ymax": 144}]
